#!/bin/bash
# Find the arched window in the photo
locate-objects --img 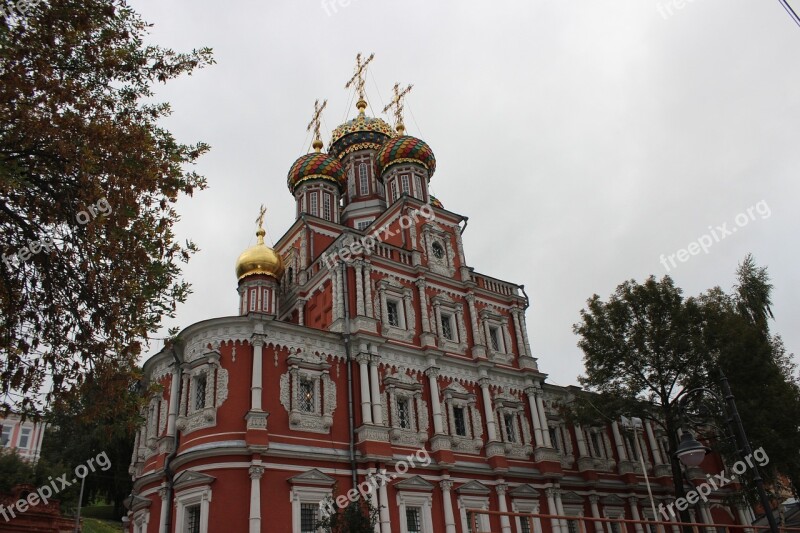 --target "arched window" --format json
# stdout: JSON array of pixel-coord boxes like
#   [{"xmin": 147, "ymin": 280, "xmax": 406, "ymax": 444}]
[{"xmin": 358, "ymin": 163, "xmax": 369, "ymax": 195}]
